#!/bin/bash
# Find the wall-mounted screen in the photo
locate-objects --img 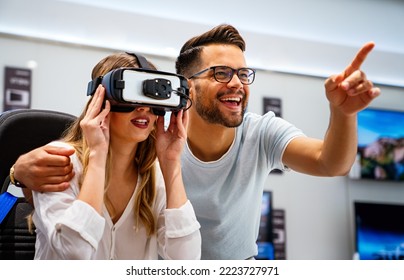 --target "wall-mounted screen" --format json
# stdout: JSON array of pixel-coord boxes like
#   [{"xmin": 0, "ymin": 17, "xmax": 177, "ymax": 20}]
[
  {"xmin": 256, "ymin": 191, "xmax": 274, "ymax": 260},
  {"xmin": 349, "ymin": 107, "xmax": 404, "ymax": 181},
  {"xmin": 354, "ymin": 201, "xmax": 404, "ymax": 260}
]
